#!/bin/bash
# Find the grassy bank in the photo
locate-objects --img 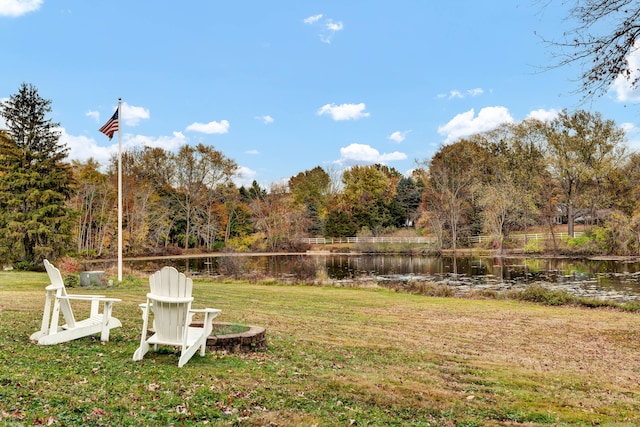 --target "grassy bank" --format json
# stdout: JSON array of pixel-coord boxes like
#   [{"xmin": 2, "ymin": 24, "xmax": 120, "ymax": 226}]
[{"xmin": 1, "ymin": 272, "xmax": 639, "ymax": 426}]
